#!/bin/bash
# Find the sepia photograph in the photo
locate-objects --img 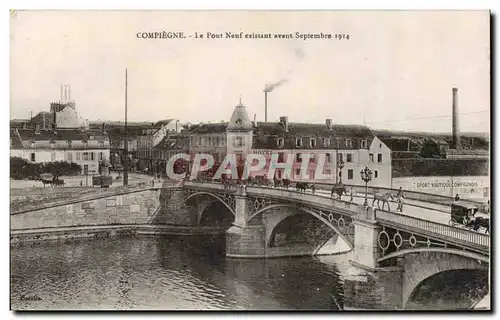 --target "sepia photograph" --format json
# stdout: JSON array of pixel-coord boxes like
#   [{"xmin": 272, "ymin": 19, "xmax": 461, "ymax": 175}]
[{"xmin": 9, "ymin": 9, "xmax": 491, "ymax": 311}]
